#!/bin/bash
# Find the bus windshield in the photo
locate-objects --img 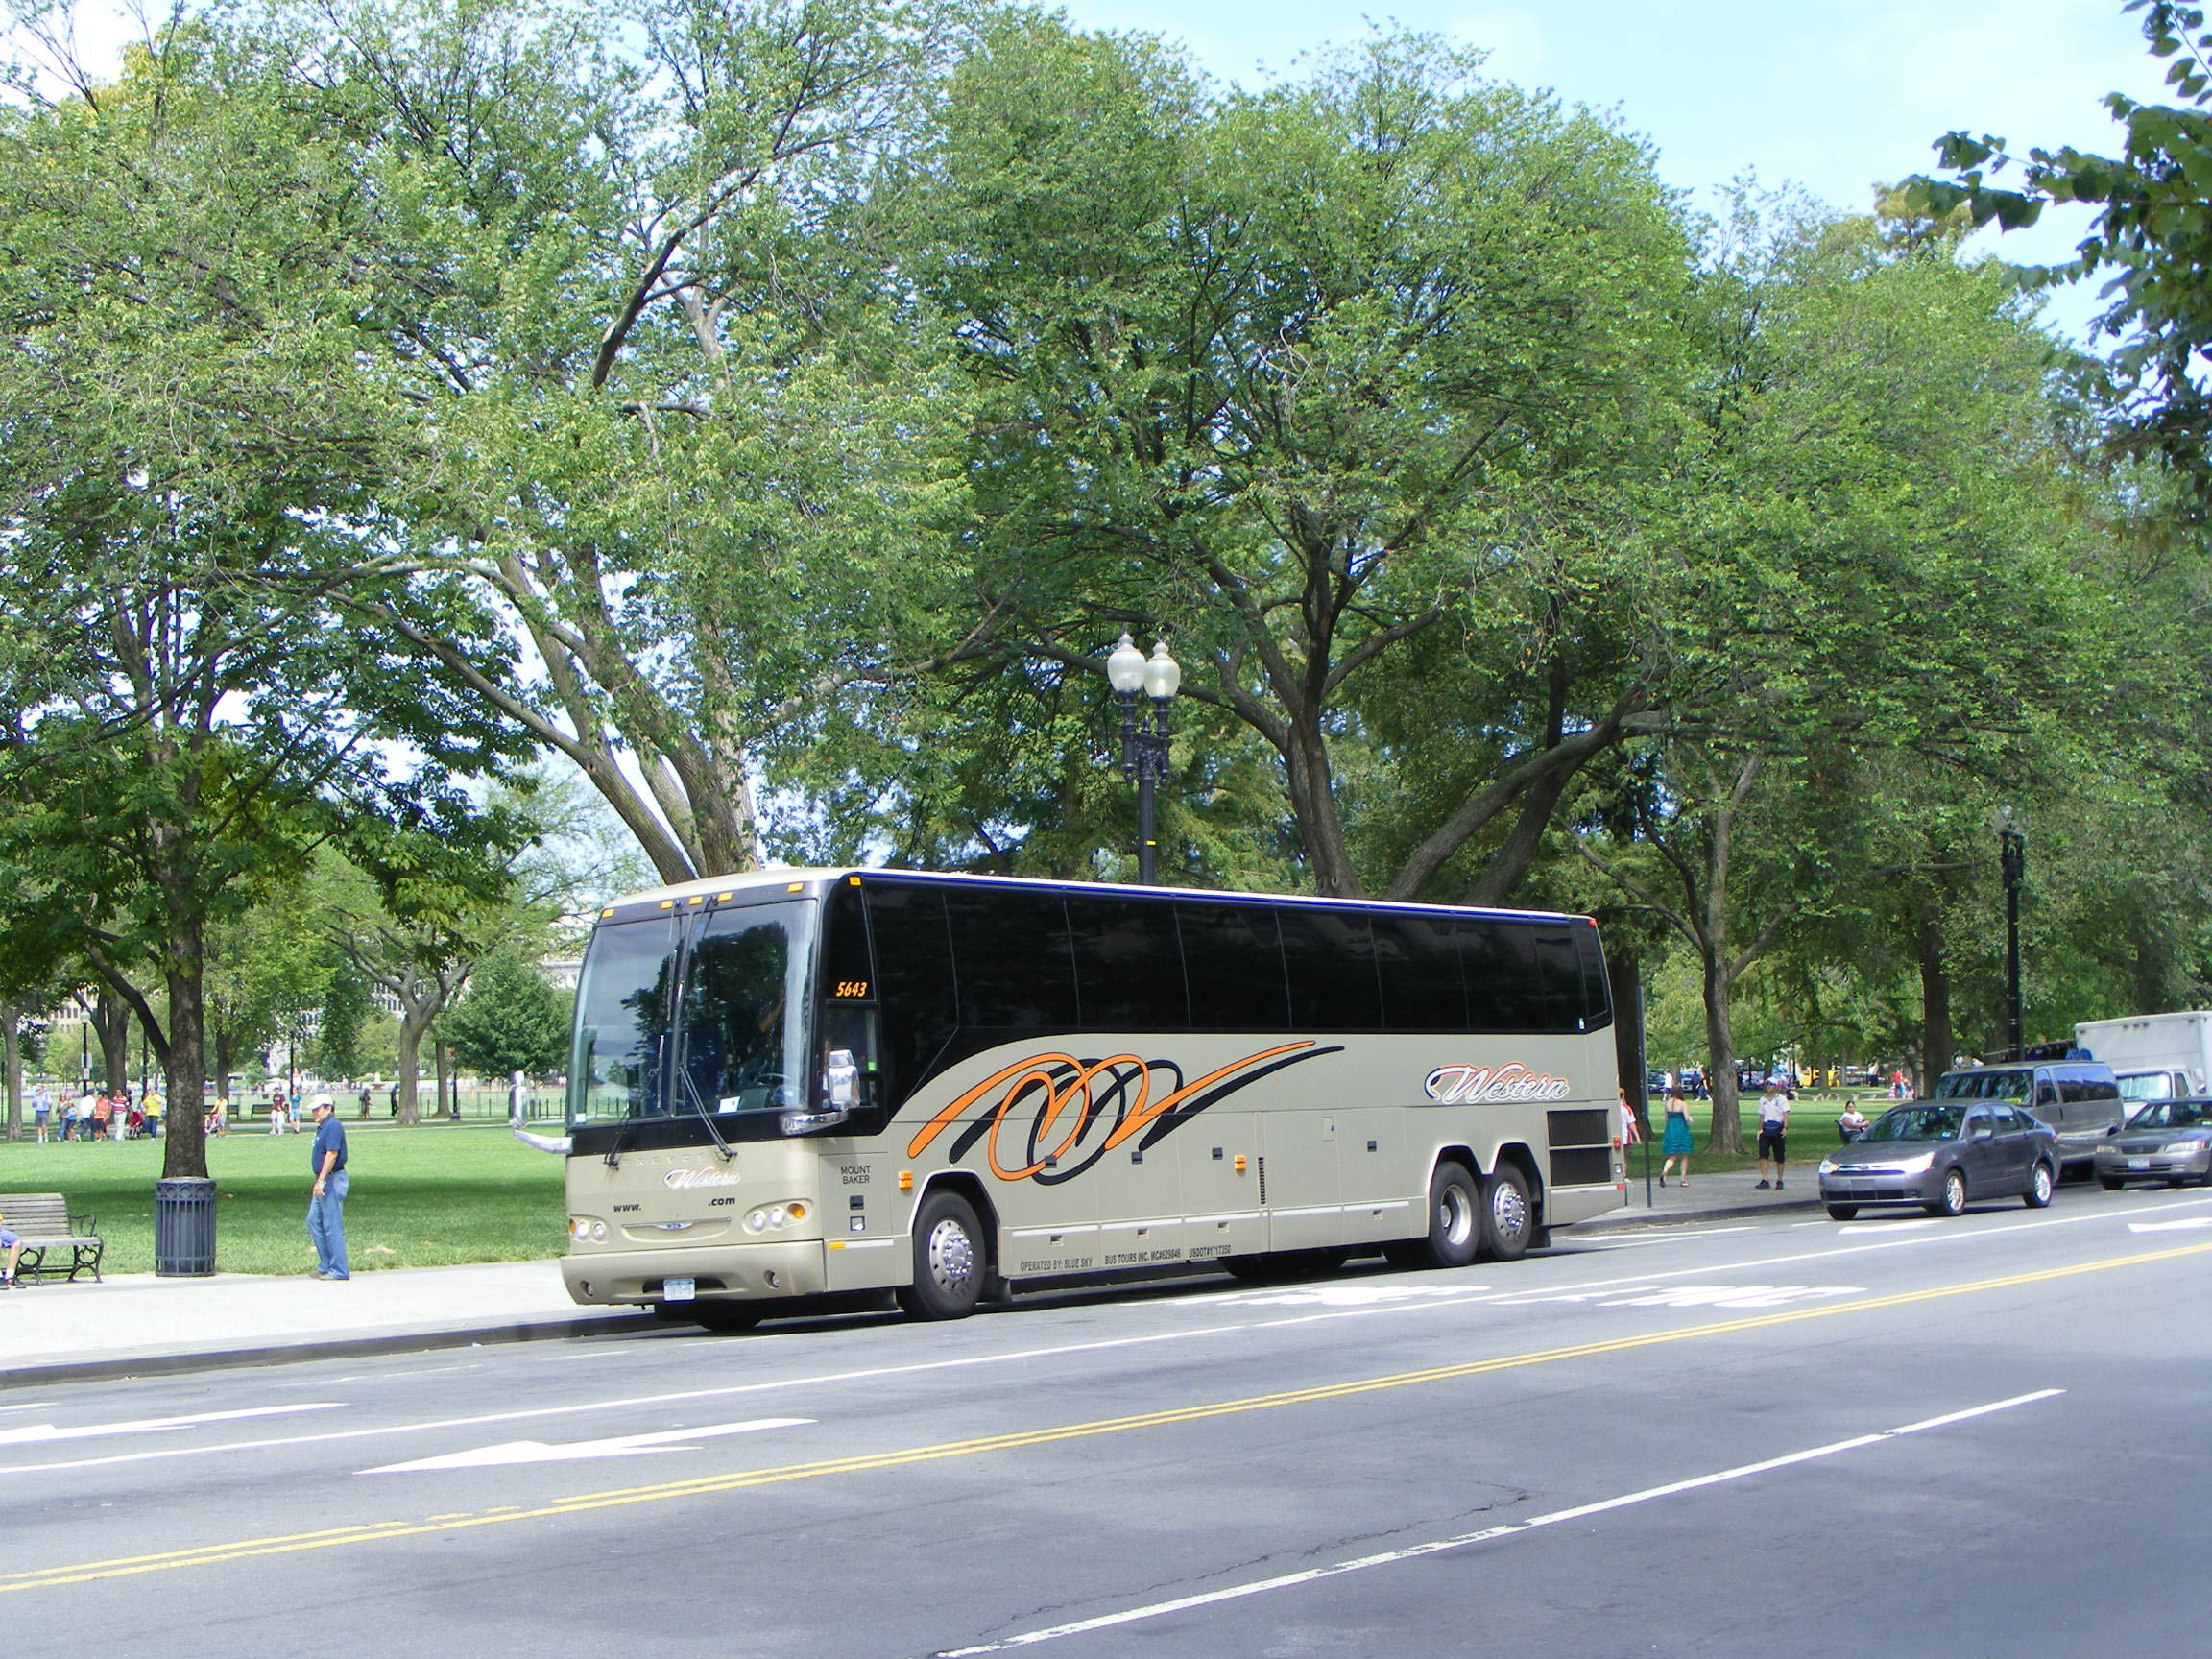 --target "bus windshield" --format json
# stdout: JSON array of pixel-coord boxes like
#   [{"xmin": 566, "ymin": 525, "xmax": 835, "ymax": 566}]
[{"xmin": 567, "ymin": 901, "xmax": 816, "ymax": 1125}]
